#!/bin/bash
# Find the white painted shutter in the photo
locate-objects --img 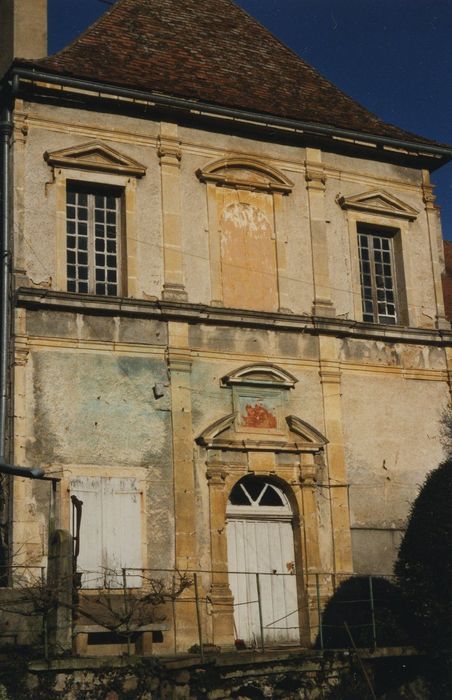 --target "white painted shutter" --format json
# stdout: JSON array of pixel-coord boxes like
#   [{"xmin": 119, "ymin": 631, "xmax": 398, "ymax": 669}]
[
  {"xmin": 70, "ymin": 476, "xmax": 142, "ymax": 589},
  {"xmin": 102, "ymin": 477, "xmax": 142, "ymax": 588},
  {"xmin": 70, "ymin": 476, "xmax": 103, "ymax": 588}
]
